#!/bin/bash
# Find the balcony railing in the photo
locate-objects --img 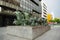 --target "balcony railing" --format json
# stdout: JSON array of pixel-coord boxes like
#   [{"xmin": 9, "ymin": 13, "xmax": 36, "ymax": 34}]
[
  {"xmin": 0, "ymin": 0, "xmax": 21, "ymax": 10},
  {"xmin": 0, "ymin": 8, "xmax": 15, "ymax": 15}
]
